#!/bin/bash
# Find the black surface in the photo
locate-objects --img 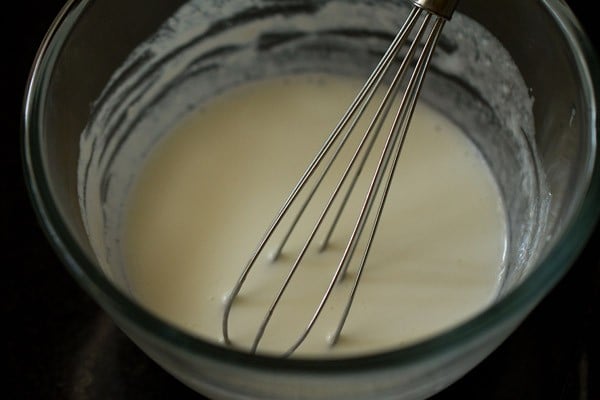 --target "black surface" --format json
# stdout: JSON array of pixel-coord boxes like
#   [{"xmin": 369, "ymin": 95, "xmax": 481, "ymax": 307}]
[{"xmin": 3, "ymin": 1, "xmax": 599, "ymax": 399}]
